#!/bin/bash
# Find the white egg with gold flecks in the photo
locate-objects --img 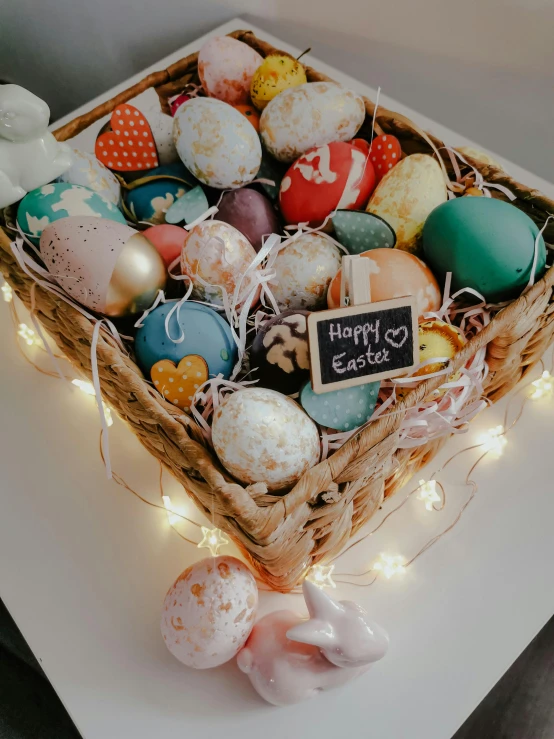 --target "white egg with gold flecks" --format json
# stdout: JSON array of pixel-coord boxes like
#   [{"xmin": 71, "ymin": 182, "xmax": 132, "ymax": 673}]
[
  {"xmin": 57, "ymin": 148, "xmax": 121, "ymax": 206},
  {"xmin": 212, "ymin": 388, "xmax": 321, "ymax": 491},
  {"xmin": 269, "ymin": 232, "xmax": 342, "ymax": 311},
  {"xmin": 133, "ymin": 99, "xmax": 179, "ymax": 166},
  {"xmin": 161, "ymin": 556, "xmax": 258, "ymax": 669},
  {"xmin": 173, "ymin": 97, "xmax": 262, "ymax": 189}
]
